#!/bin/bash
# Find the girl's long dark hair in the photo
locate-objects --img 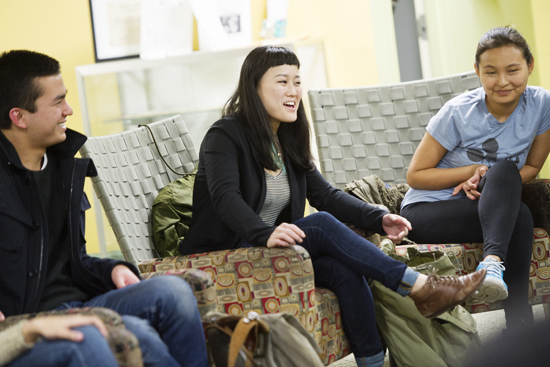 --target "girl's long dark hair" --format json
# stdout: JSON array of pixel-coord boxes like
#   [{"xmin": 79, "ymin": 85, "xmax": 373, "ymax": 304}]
[{"xmin": 223, "ymin": 46, "xmax": 314, "ymax": 172}]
